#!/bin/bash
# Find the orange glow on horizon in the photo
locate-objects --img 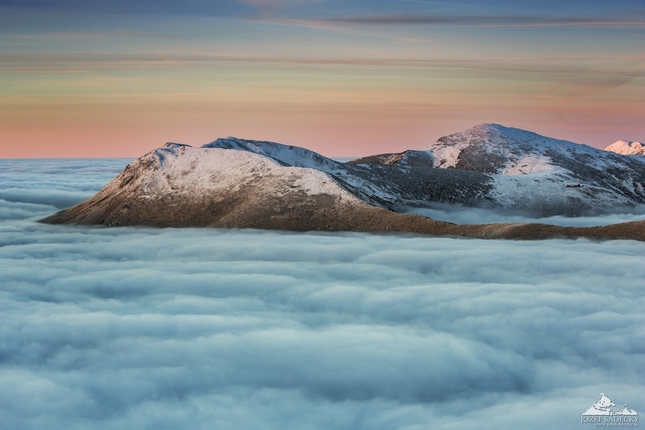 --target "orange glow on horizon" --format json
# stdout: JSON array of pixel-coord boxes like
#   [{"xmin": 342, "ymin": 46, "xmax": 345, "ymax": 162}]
[{"xmin": 1, "ymin": 14, "xmax": 643, "ymax": 158}]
